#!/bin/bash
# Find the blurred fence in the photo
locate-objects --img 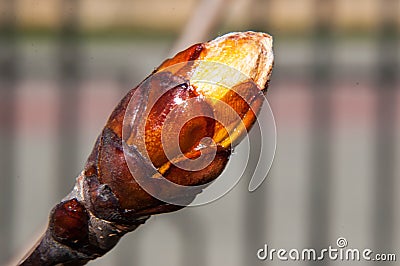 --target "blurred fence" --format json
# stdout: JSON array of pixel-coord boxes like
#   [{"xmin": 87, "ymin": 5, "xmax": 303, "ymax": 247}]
[{"xmin": 0, "ymin": 0, "xmax": 399, "ymax": 265}]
